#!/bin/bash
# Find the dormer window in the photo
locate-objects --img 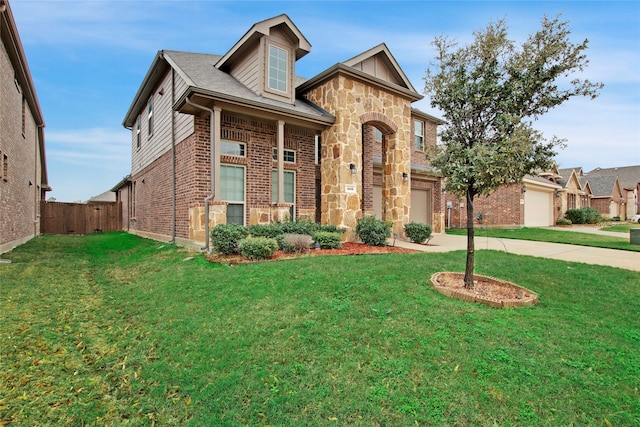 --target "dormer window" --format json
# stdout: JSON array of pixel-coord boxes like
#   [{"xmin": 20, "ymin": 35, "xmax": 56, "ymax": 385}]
[{"xmin": 268, "ymin": 44, "xmax": 288, "ymax": 93}]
